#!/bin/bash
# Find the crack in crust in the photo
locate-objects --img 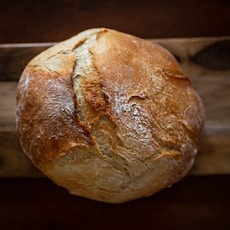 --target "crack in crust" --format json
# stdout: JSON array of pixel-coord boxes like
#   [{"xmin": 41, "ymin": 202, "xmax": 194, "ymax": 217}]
[
  {"xmin": 71, "ymin": 30, "xmax": 197, "ymax": 194},
  {"xmin": 16, "ymin": 28, "xmax": 205, "ymax": 203},
  {"xmin": 73, "ymin": 33, "xmax": 133, "ymax": 178}
]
